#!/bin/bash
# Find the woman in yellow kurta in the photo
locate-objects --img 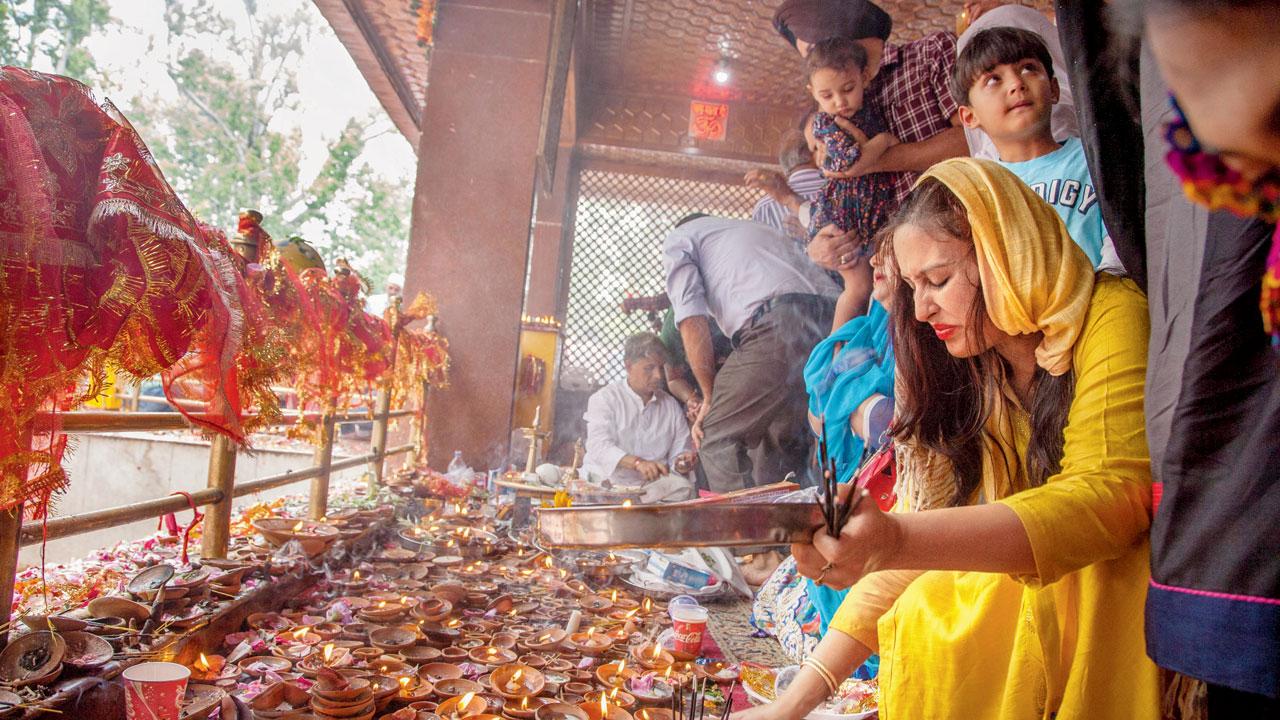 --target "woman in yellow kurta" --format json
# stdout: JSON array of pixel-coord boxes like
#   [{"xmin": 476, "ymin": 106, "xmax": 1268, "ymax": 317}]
[{"xmin": 735, "ymin": 159, "xmax": 1161, "ymax": 720}]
